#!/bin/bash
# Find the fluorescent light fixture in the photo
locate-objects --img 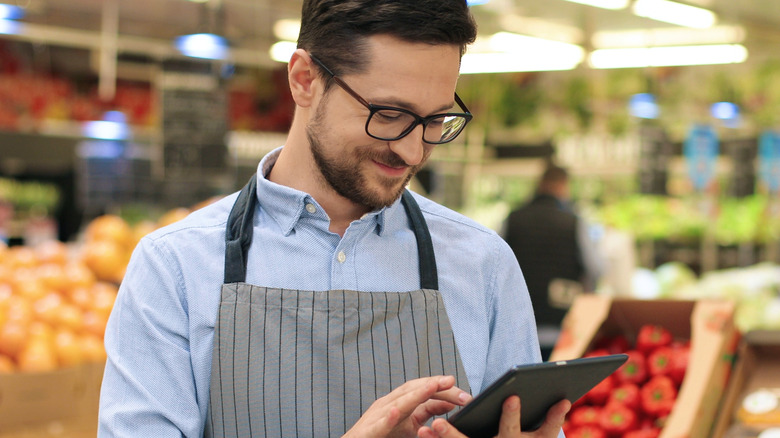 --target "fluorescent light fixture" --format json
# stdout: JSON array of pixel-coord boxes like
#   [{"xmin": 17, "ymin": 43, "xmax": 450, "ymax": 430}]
[
  {"xmin": 82, "ymin": 111, "xmax": 130, "ymax": 141},
  {"xmin": 175, "ymin": 33, "xmax": 229, "ymax": 60},
  {"xmin": 499, "ymin": 14, "xmax": 584, "ymax": 45},
  {"xmin": 467, "ymin": 0, "xmax": 490, "ymax": 5},
  {"xmin": 592, "ymin": 25, "xmax": 745, "ymax": 49},
  {"xmin": 633, "ymin": 0, "xmax": 716, "ymax": 28},
  {"xmin": 270, "ymin": 41, "xmax": 297, "ymax": 63},
  {"xmin": 629, "ymin": 93, "xmax": 660, "ymax": 119},
  {"xmin": 273, "ymin": 19, "xmax": 300, "ymax": 41},
  {"xmin": 561, "ymin": 0, "xmax": 629, "ymax": 10},
  {"xmin": 461, "ymin": 32, "xmax": 585, "ymax": 73},
  {"xmin": 711, "ymin": 101, "xmax": 739, "ymax": 120},
  {"xmin": 589, "ymin": 44, "xmax": 747, "ymax": 68},
  {"xmin": 0, "ymin": 4, "xmax": 24, "ymax": 20},
  {"xmin": 0, "ymin": 18, "xmax": 20, "ymax": 34}
]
